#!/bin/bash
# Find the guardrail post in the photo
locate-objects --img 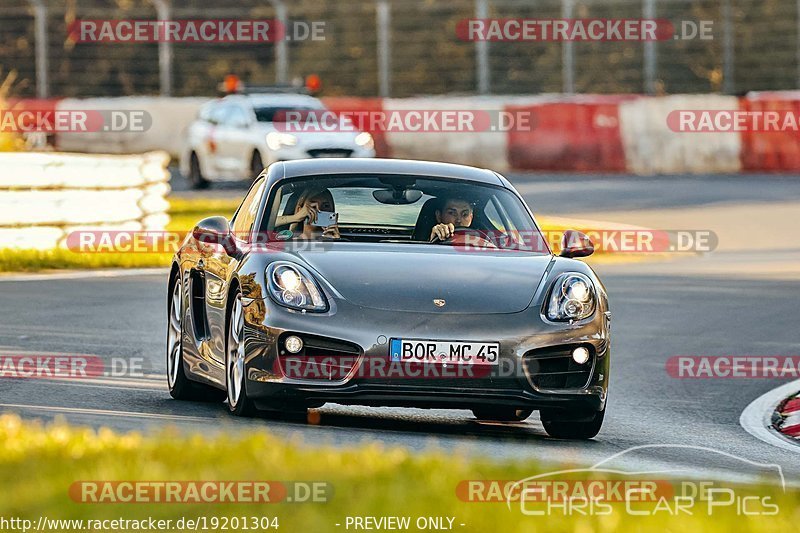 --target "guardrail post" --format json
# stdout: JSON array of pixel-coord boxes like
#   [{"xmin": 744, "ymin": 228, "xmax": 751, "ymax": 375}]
[
  {"xmin": 376, "ymin": 0, "xmax": 392, "ymax": 97},
  {"xmin": 27, "ymin": 0, "xmax": 49, "ymax": 98},
  {"xmin": 151, "ymin": 0, "xmax": 172, "ymax": 96},
  {"xmin": 475, "ymin": 0, "xmax": 490, "ymax": 95},
  {"xmin": 561, "ymin": 0, "xmax": 575, "ymax": 94},
  {"xmin": 270, "ymin": 0, "xmax": 289, "ymax": 85},
  {"xmin": 721, "ymin": 0, "xmax": 734, "ymax": 94},
  {"xmin": 643, "ymin": 0, "xmax": 657, "ymax": 94},
  {"xmin": 797, "ymin": 0, "xmax": 800, "ymax": 88}
]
